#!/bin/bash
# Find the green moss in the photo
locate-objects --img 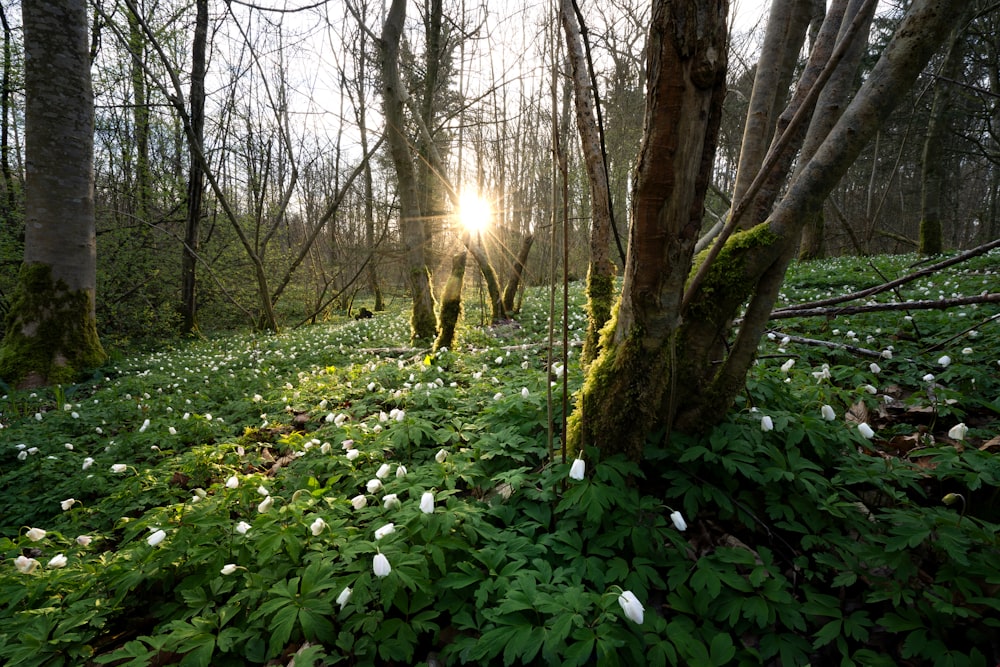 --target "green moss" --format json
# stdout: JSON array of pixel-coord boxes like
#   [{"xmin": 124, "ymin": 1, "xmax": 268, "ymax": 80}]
[
  {"xmin": 0, "ymin": 263, "xmax": 106, "ymax": 388},
  {"xmin": 567, "ymin": 308, "xmax": 669, "ymax": 464},
  {"xmin": 581, "ymin": 267, "xmax": 615, "ymax": 366},
  {"xmin": 918, "ymin": 218, "xmax": 942, "ymax": 256},
  {"xmin": 686, "ymin": 223, "xmax": 777, "ymax": 323},
  {"xmin": 409, "ymin": 266, "xmax": 438, "ymax": 343}
]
